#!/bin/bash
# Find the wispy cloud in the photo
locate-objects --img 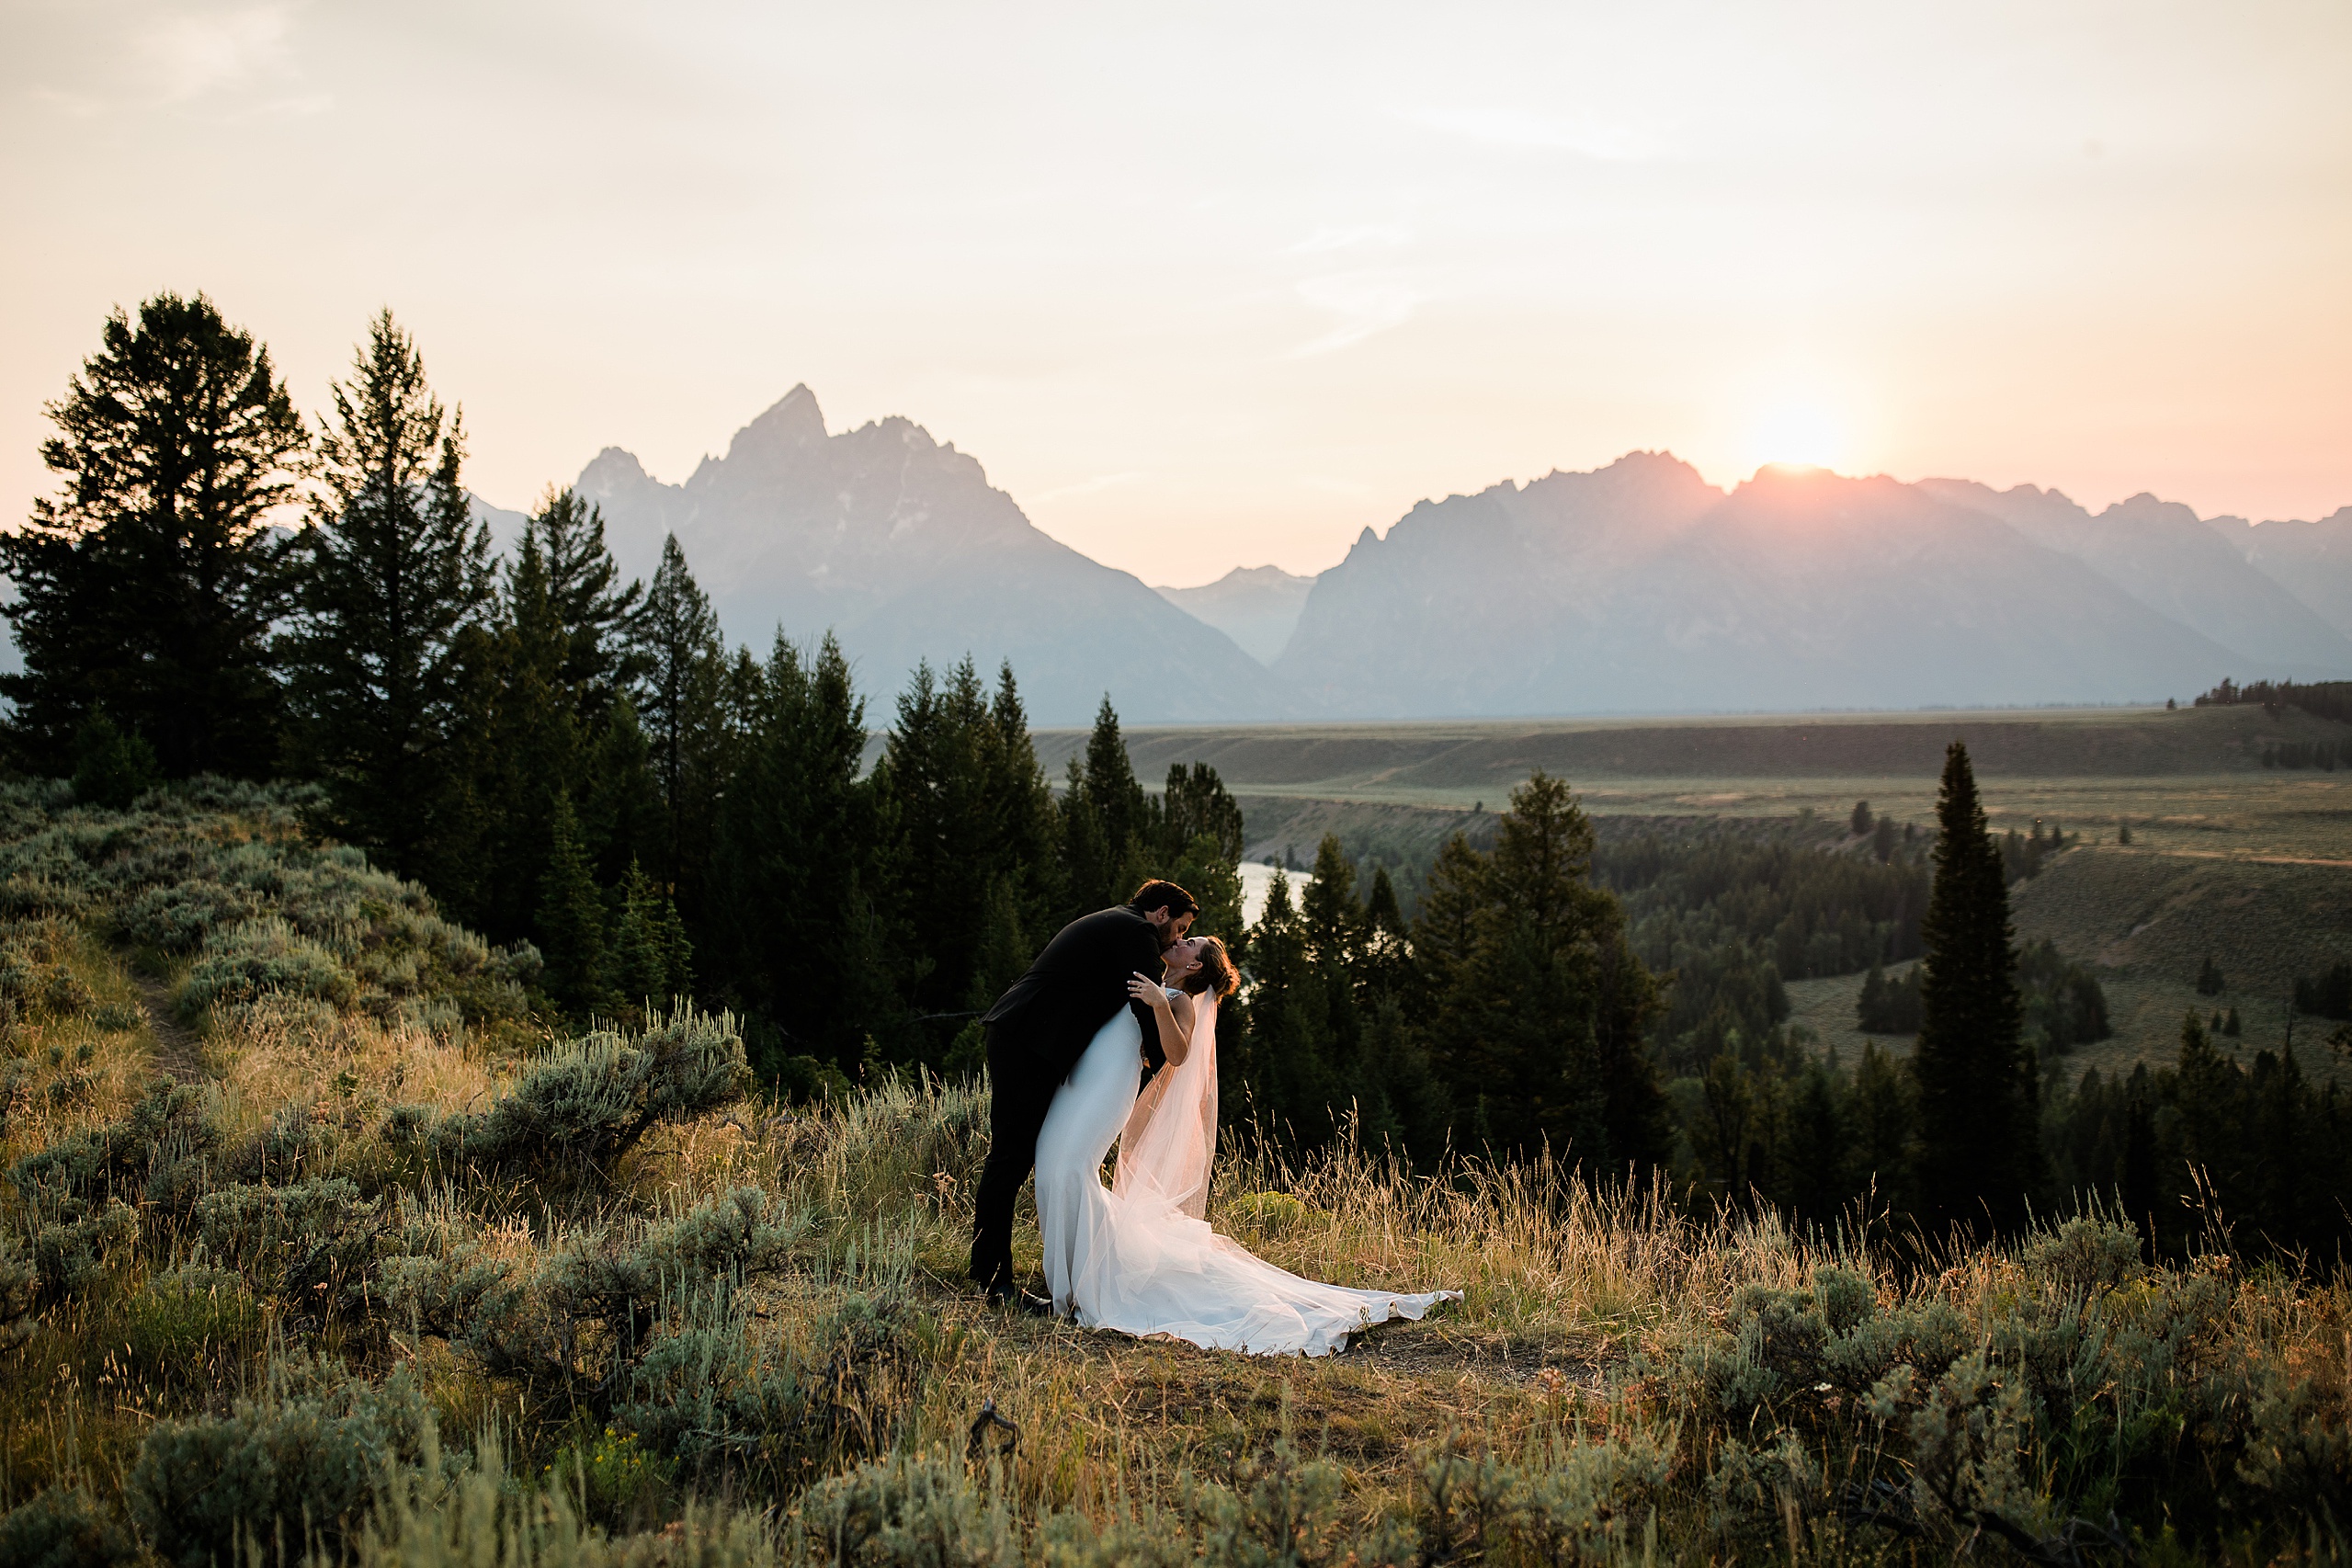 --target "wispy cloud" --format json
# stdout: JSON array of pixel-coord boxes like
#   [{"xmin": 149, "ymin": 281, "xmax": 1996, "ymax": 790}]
[
  {"xmin": 1408, "ymin": 106, "xmax": 1665, "ymax": 161},
  {"xmin": 1282, "ymin": 272, "xmax": 1426, "ymax": 359},
  {"xmin": 142, "ymin": 4, "xmax": 301, "ymax": 102}
]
